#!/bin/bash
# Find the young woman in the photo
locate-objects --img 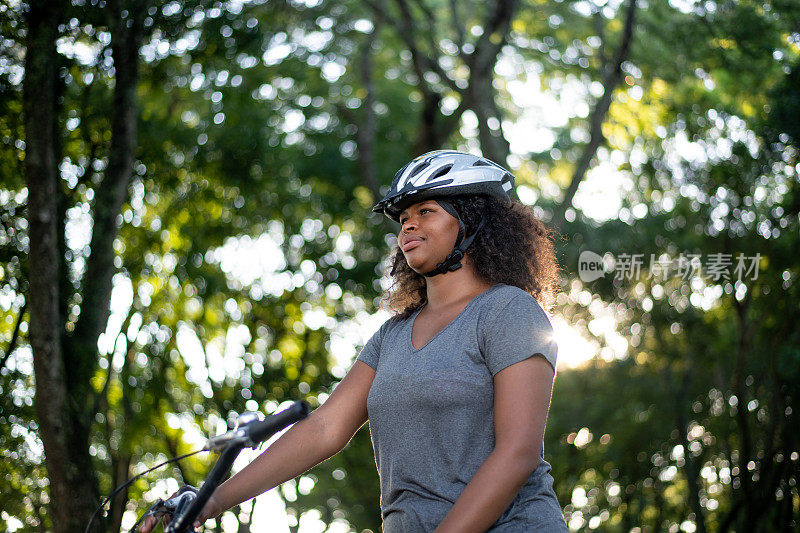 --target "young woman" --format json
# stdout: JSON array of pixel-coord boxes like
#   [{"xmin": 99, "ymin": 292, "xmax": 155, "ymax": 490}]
[{"xmin": 143, "ymin": 150, "xmax": 567, "ymax": 532}]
